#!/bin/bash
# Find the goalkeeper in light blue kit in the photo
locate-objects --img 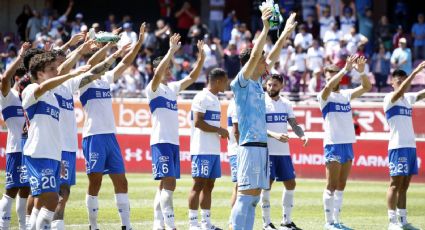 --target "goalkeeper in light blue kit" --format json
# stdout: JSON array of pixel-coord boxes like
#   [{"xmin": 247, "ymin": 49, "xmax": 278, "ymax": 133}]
[{"xmin": 229, "ymin": 1, "xmax": 297, "ymax": 229}]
